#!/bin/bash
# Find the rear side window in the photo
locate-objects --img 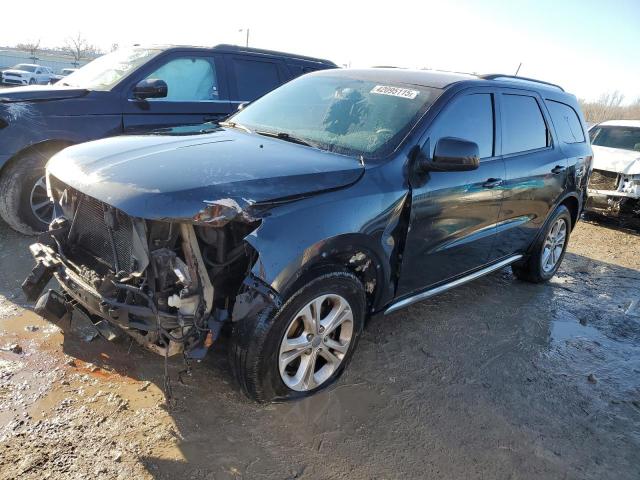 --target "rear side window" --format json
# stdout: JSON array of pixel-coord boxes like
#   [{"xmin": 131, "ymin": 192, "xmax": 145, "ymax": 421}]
[
  {"xmin": 286, "ymin": 64, "xmax": 317, "ymax": 77},
  {"xmin": 232, "ymin": 58, "xmax": 281, "ymax": 101},
  {"xmin": 501, "ymin": 94, "xmax": 549, "ymax": 154},
  {"xmin": 429, "ymin": 93, "xmax": 494, "ymax": 158},
  {"xmin": 546, "ymin": 100, "xmax": 585, "ymax": 143}
]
